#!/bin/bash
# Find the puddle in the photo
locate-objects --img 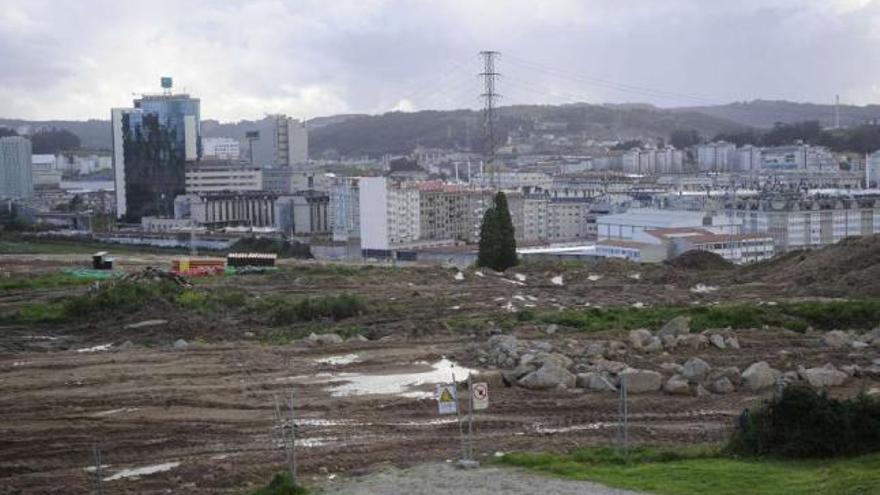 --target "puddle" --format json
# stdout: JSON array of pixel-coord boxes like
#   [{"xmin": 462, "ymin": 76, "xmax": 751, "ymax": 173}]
[
  {"xmin": 535, "ymin": 422, "xmax": 615, "ymax": 434},
  {"xmin": 76, "ymin": 343, "xmax": 113, "ymax": 353},
  {"xmin": 454, "ymin": 272, "xmax": 464, "ymax": 281},
  {"xmin": 632, "ymin": 302, "xmax": 646, "ymax": 308},
  {"xmin": 325, "ymin": 358, "xmax": 476, "ymax": 398},
  {"xmin": 103, "ymin": 462, "xmax": 180, "ymax": 481},
  {"xmin": 94, "ymin": 407, "xmax": 139, "ymax": 417},
  {"xmin": 514, "ymin": 273, "xmax": 527, "ymax": 282},
  {"xmin": 551, "ymin": 275, "xmax": 564, "ymax": 286},
  {"xmin": 587, "ymin": 274, "xmax": 603, "ymax": 282},
  {"xmin": 629, "ymin": 273, "xmax": 642, "ymax": 280},
  {"xmin": 513, "ymin": 295, "xmax": 526, "ymax": 301},
  {"xmin": 316, "ymin": 354, "xmax": 360, "ymax": 366},
  {"xmin": 23, "ymin": 335, "xmax": 58, "ymax": 341},
  {"xmin": 690, "ymin": 284, "xmax": 719, "ymax": 294},
  {"xmin": 502, "ymin": 278, "xmax": 525, "ymax": 286},
  {"xmin": 474, "ymin": 271, "xmax": 484, "ymax": 277},
  {"xmin": 449, "ymin": 305, "xmax": 461, "ymax": 310}
]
